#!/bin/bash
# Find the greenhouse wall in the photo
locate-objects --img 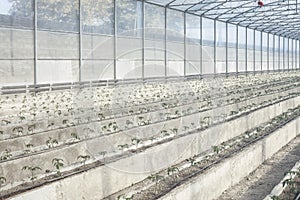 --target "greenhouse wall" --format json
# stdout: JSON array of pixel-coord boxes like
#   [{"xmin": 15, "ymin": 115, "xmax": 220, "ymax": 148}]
[{"xmin": 0, "ymin": 0, "xmax": 299, "ymax": 86}]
